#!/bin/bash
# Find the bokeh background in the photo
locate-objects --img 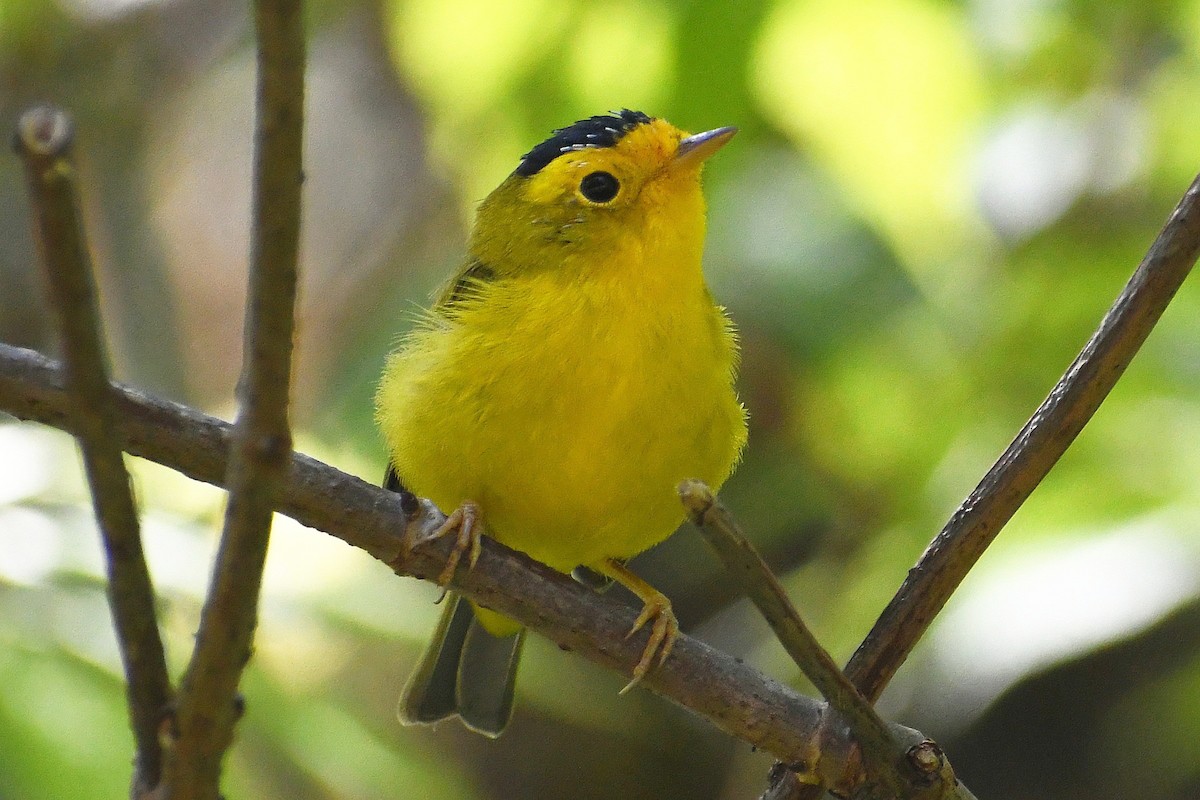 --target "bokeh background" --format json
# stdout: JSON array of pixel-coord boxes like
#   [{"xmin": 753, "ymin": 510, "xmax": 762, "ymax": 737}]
[{"xmin": 4, "ymin": 0, "xmax": 1200, "ymax": 797}]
